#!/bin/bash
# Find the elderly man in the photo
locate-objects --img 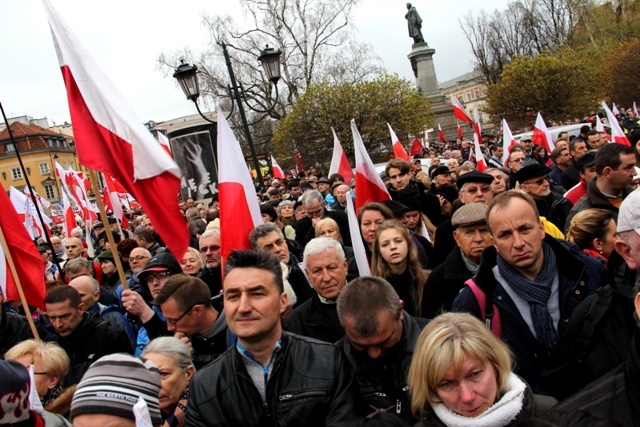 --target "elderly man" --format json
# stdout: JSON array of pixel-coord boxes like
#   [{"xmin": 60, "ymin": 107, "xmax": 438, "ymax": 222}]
[
  {"xmin": 249, "ymin": 222, "xmax": 313, "ymax": 306},
  {"xmin": 515, "ymin": 160, "xmax": 564, "ymax": 228},
  {"xmin": 197, "ymin": 229, "xmax": 222, "ymax": 296},
  {"xmin": 486, "ymin": 167, "xmax": 508, "ymax": 196},
  {"xmin": 293, "ymin": 190, "xmax": 352, "ymax": 249},
  {"xmin": 329, "ymin": 183, "xmax": 350, "ymax": 212},
  {"xmin": 507, "ymin": 148, "xmax": 526, "ymax": 188},
  {"xmin": 452, "ymin": 191, "xmax": 605, "ymax": 391},
  {"xmin": 133, "ymin": 225, "xmax": 163, "ymax": 256},
  {"xmin": 187, "ymin": 250, "xmax": 360, "ymax": 426},
  {"xmin": 336, "ymin": 276, "xmax": 426, "ymax": 424},
  {"xmin": 424, "ymin": 203, "xmax": 492, "ymax": 318},
  {"xmin": 429, "ymin": 166, "xmax": 453, "ymax": 188},
  {"xmin": 284, "ymin": 238, "xmax": 349, "ymax": 343},
  {"xmin": 430, "ymin": 170, "xmax": 494, "ymax": 267}
]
